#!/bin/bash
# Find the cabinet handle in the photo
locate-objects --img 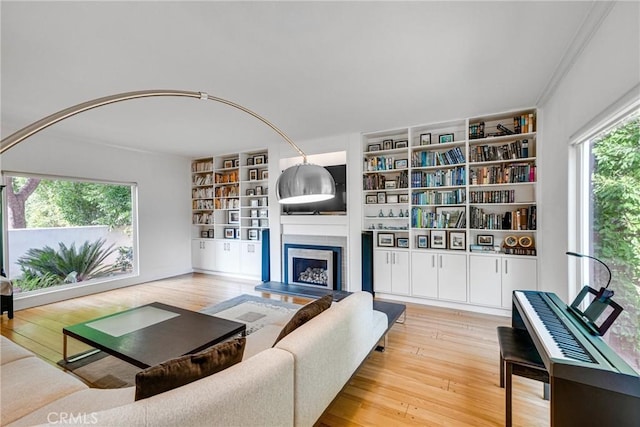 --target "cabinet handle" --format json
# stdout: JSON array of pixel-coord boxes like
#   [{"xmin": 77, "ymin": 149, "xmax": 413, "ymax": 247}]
[
  {"xmin": 432, "ymin": 255, "xmax": 435, "ymax": 268},
  {"xmin": 505, "ymin": 259, "xmax": 508, "ymax": 275},
  {"xmin": 386, "ymin": 252, "xmax": 389, "ymax": 264},
  {"xmin": 439, "ymin": 255, "xmax": 443, "ymax": 269},
  {"xmin": 496, "ymin": 259, "xmax": 499, "ymax": 273}
]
